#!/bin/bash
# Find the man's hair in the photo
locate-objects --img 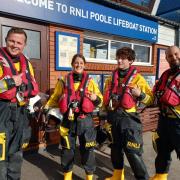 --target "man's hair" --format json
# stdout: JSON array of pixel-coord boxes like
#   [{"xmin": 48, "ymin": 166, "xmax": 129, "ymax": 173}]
[
  {"xmin": 5, "ymin": 27, "xmax": 27, "ymax": 43},
  {"xmin": 116, "ymin": 47, "xmax": 136, "ymax": 61},
  {"xmin": 165, "ymin": 45, "xmax": 180, "ymax": 55}
]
